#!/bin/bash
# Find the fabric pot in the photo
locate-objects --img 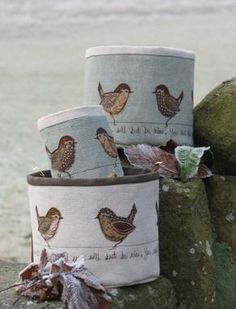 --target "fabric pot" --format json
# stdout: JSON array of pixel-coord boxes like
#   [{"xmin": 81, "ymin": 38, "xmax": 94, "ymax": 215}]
[
  {"xmin": 27, "ymin": 167, "xmax": 160, "ymax": 287},
  {"xmin": 38, "ymin": 105, "xmax": 124, "ymax": 178},
  {"xmin": 84, "ymin": 45, "xmax": 195, "ymax": 146}
]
